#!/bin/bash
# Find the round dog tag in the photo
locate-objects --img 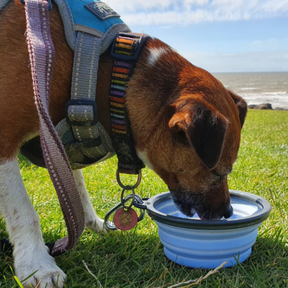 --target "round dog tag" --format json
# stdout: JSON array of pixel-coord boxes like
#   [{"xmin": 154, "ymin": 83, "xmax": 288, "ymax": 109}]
[{"xmin": 113, "ymin": 207, "xmax": 138, "ymax": 230}]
